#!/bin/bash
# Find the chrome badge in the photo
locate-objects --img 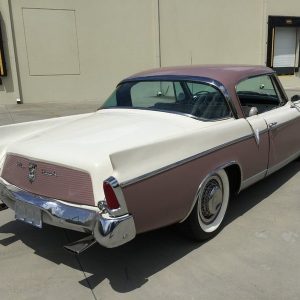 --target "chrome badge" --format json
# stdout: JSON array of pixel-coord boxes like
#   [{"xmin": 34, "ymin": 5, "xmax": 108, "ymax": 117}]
[
  {"xmin": 28, "ymin": 162, "xmax": 37, "ymax": 183},
  {"xmin": 41, "ymin": 169, "xmax": 58, "ymax": 177}
]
